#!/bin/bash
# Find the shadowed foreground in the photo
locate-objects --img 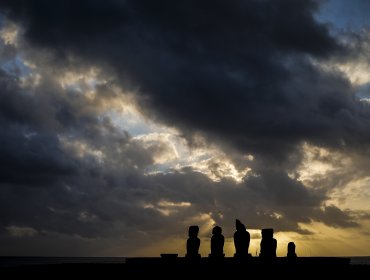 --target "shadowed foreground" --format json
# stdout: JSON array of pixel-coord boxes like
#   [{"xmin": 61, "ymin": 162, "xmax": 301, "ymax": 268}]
[{"xmin": 2, "ymin": 257, "xmax": 370, "ymax": 278}]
